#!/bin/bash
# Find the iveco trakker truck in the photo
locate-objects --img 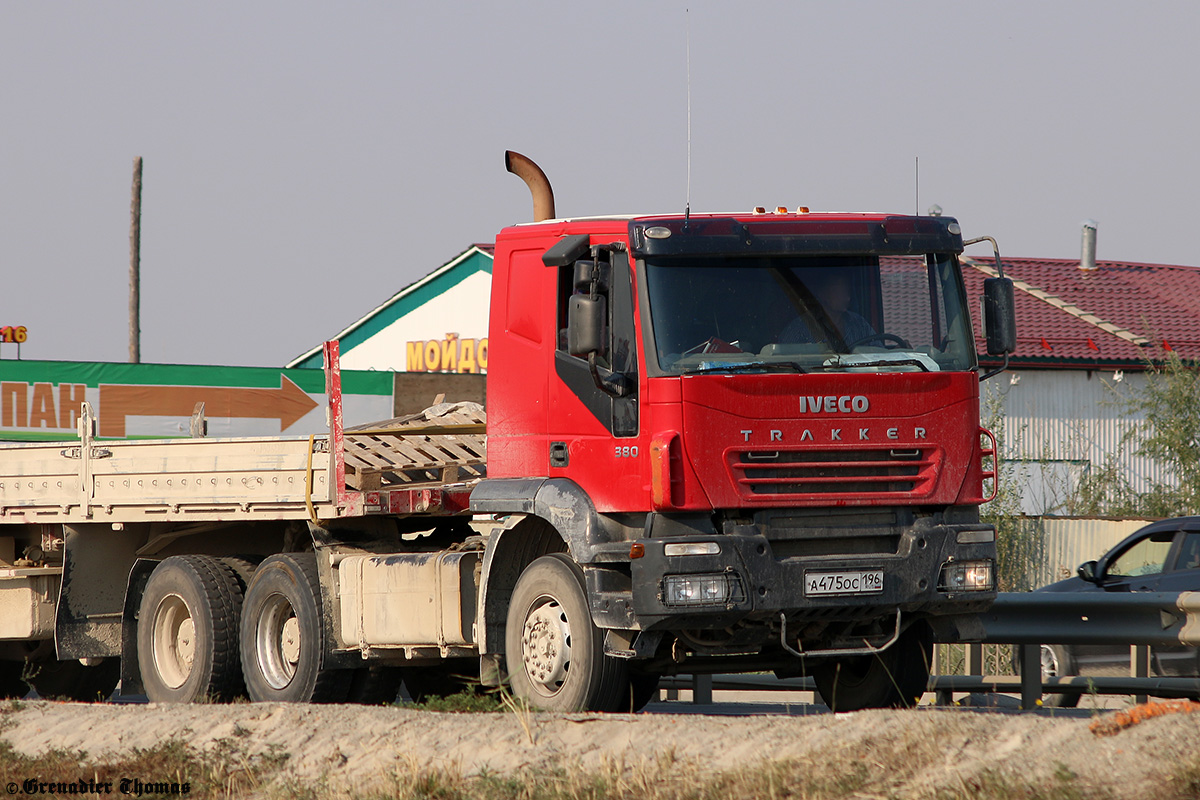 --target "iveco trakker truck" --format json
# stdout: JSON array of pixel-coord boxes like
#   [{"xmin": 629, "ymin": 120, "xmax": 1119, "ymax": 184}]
[{"xmin": 0, "ymin": 152, "xmax": 1015, "ymax": 711}]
